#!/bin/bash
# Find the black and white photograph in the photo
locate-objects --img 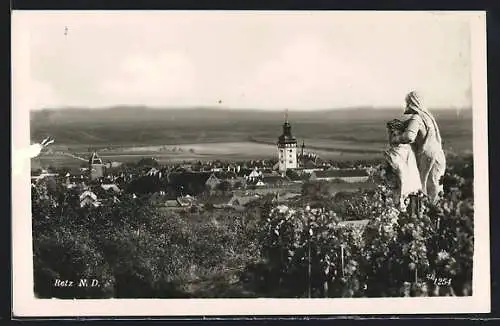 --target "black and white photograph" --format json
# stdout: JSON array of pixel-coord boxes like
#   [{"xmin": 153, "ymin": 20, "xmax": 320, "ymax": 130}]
[{"xmin": 12, "ymin": 11, "xmax": 489, "ymax": 316}]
